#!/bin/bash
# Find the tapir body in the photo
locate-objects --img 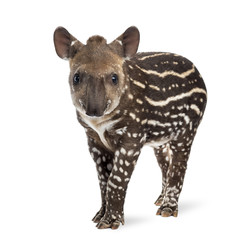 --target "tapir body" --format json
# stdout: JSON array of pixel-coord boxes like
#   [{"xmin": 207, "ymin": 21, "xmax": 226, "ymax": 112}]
[{"xmin": 54, "ymin": 26, "xmax": 207, "ymax": 229}]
